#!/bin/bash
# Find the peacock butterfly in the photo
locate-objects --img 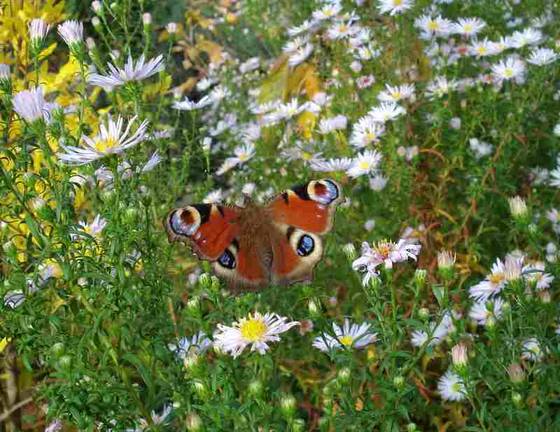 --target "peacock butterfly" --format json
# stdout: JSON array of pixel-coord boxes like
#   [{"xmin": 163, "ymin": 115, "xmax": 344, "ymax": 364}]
[{"xmin": 165, "ymin": 179, "xmax": 343, "ymax": 290}]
